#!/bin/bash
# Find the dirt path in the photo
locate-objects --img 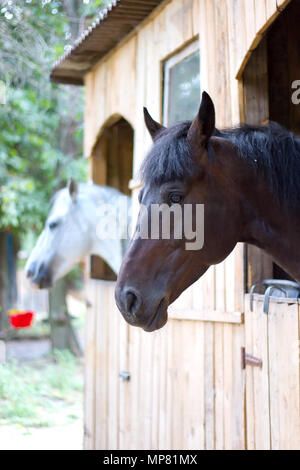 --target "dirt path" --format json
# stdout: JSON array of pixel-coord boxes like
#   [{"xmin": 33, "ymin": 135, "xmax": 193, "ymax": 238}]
[
  {"xmin": 5, "ymin": 338, "xmax": 51, "ymax": 361},
  {"xmin": 0, "ymin": 337, "xmax": 84, "ymax": 450},
  {"xmin": 0, "ymin": 422, "xmax": 83, "ymax": 450}
]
